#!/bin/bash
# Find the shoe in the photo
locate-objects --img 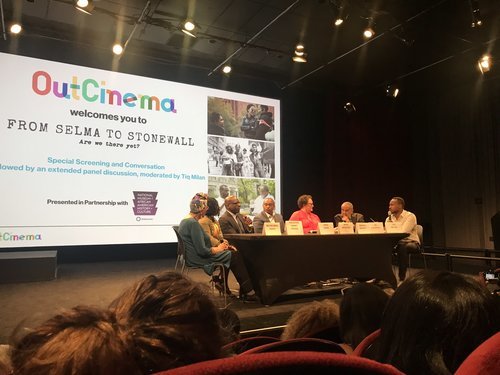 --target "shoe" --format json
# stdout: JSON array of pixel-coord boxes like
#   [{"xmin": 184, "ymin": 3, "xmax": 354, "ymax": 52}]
[
  {"xmin": 239, "ymin": 292, "xmax": 259, "ymax": 303},
  {"xmin": 212, "ymin": 275, "xmax": 232, "ymax": 296}
]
